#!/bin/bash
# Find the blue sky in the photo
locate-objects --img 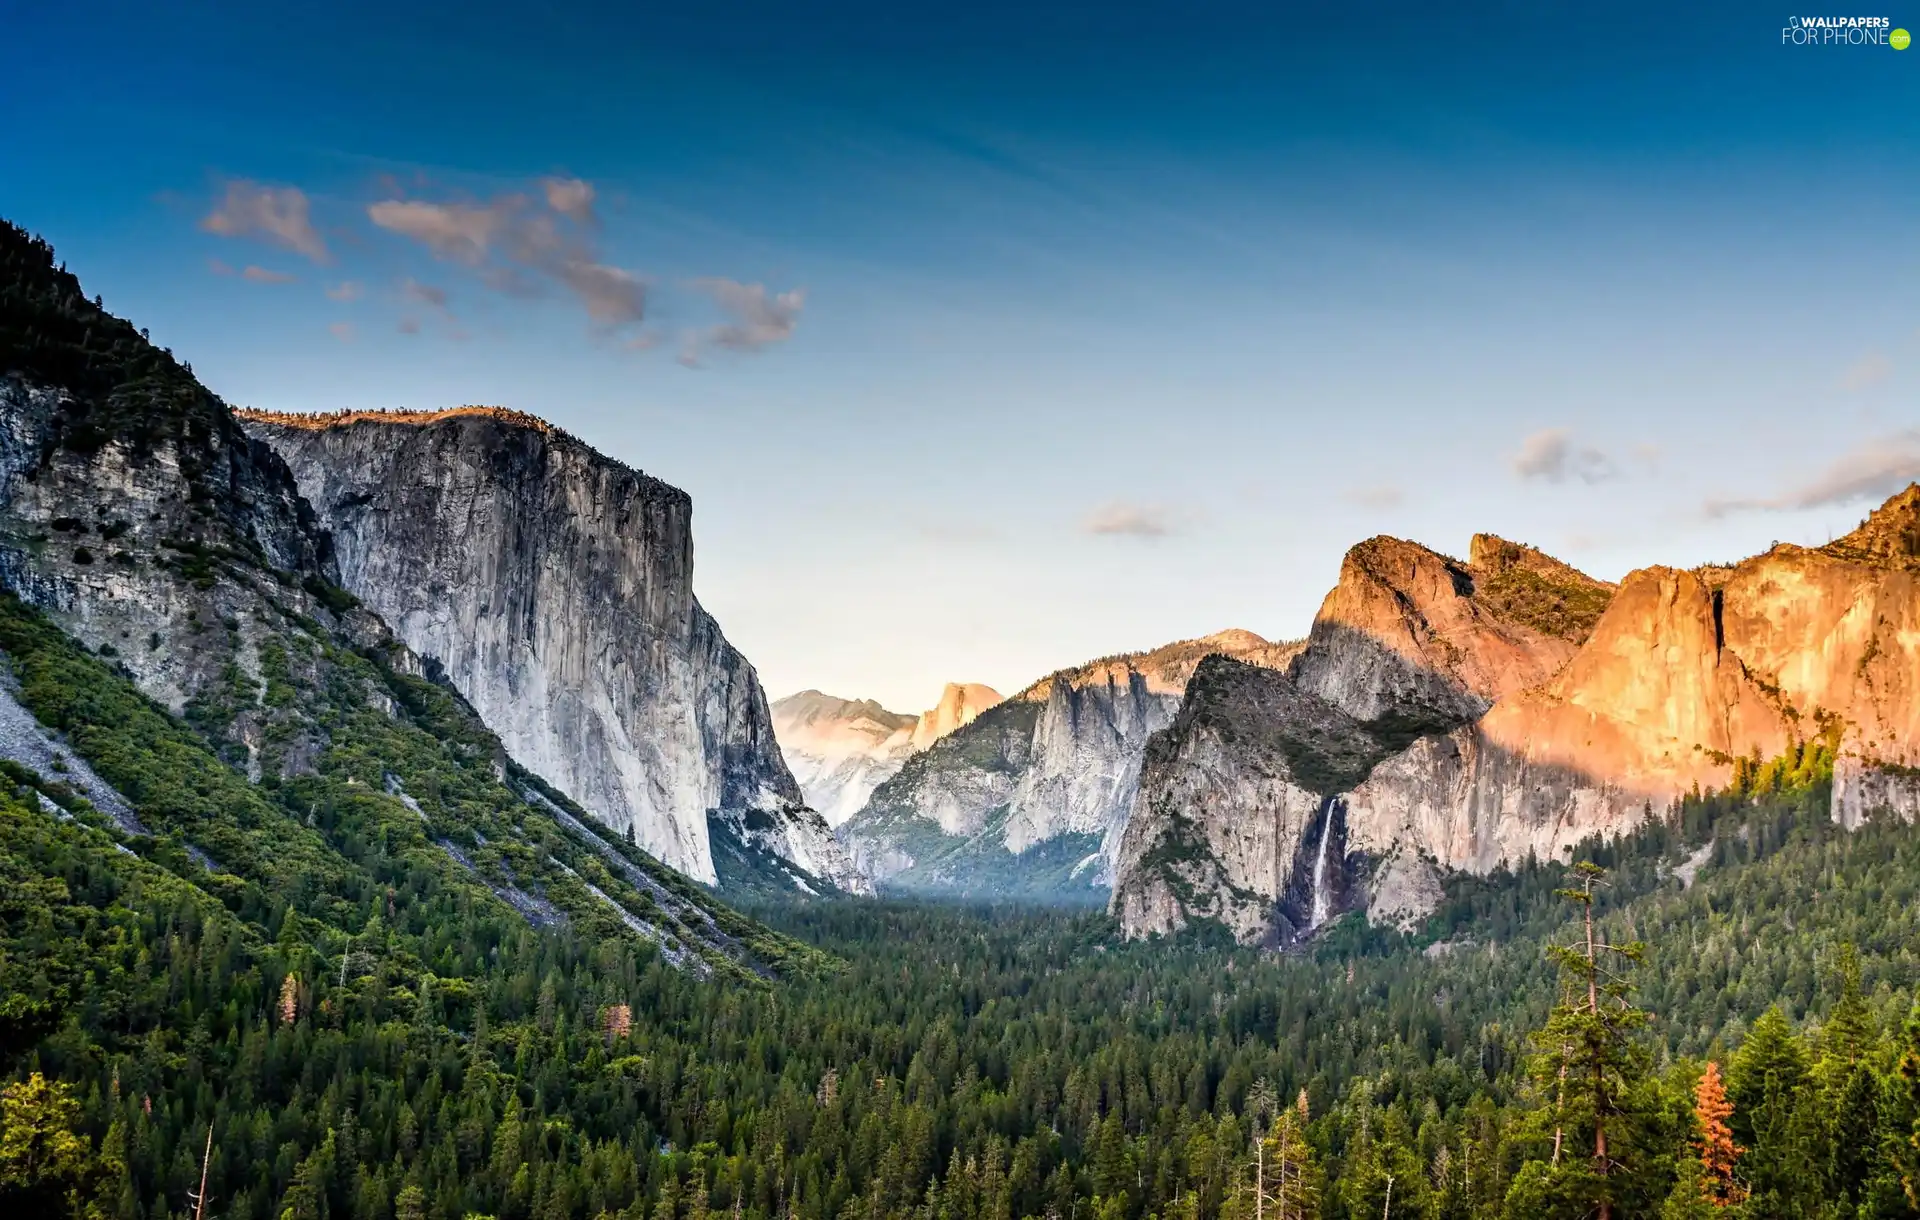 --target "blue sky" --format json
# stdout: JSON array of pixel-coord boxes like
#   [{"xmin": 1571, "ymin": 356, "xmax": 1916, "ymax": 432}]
[{"xmin": 5, "ymin": 0, "xmax": 1918, "ymax": 711}]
